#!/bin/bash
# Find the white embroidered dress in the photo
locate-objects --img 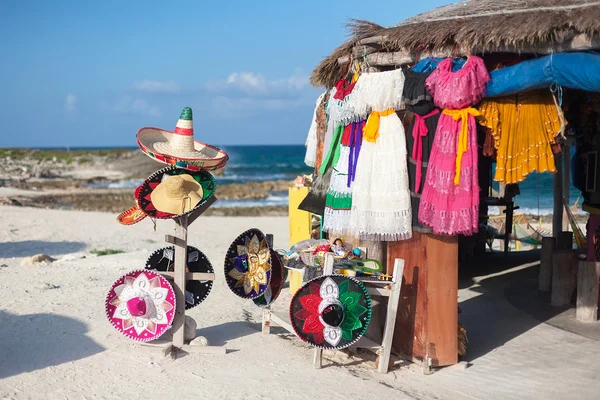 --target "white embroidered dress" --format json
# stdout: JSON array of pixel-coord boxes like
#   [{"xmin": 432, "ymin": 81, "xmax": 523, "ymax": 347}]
[{"xmin": 348, "ymin": 69, "xmax": 412, "ymax": 241}]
